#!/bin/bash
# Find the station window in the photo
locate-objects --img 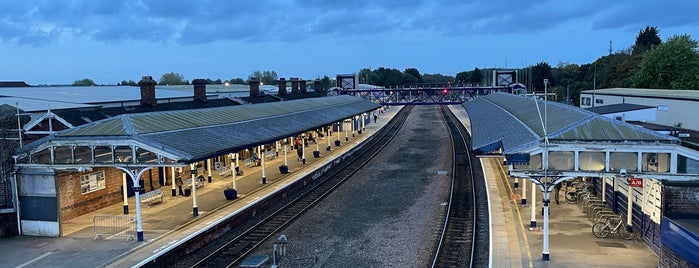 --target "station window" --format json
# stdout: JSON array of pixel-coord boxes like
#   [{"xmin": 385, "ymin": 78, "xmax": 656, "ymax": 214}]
[
  {"xmin": 80, "ymin": 170, "xmax": 106, "ymax": 194},
  {"xmin": 595, "ymin": 98, "xmax": 604, "ymax": 104}
]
